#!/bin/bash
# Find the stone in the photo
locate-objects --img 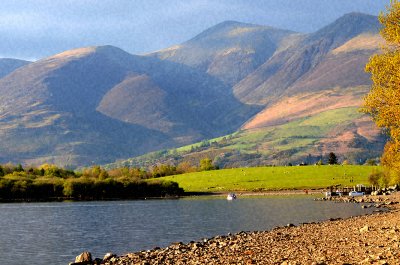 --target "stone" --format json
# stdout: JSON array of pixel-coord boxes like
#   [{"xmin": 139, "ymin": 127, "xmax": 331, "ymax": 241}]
[
  {"xmin": 69, "ymin": 251, "xmax": 93, "ymax": 265},
  {"xmin": 360, "ymin": 225, "xmax": 369, "ymax": 233},
  {"xmin": 75, "ymin": 252, "xmax": 92, "ymax": 263},
  {"xmin": 103, "ymin": 252, "xmax": 116, "ymax": 261}
]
